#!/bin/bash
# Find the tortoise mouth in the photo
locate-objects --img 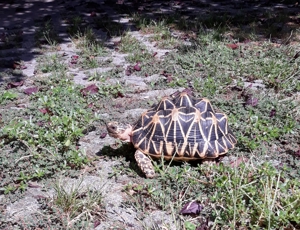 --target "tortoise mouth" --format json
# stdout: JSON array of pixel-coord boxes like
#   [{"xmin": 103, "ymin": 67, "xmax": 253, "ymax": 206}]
[{"xmin": 106, "ymin": 122, "xmax": 132, "ymax": 142}]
